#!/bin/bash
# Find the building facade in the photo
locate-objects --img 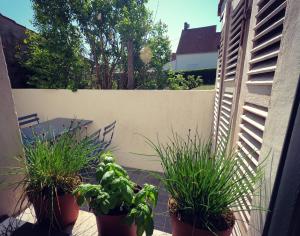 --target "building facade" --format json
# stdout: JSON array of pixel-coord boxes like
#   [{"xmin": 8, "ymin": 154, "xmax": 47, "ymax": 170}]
[
  {"xmin": 164, "ymin": 25, "xmax": 220, "ymax": 71},
  {"xmin": 0, "ymin": 14, "xmax": 29, "ymax": 88}
]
